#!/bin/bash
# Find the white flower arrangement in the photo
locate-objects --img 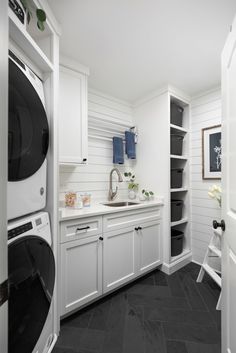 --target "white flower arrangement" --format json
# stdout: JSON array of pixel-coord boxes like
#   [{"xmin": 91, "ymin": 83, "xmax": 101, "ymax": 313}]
[{"xmin": 208, "ymin": 184, "xmax": 222, "ymax": 207}]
